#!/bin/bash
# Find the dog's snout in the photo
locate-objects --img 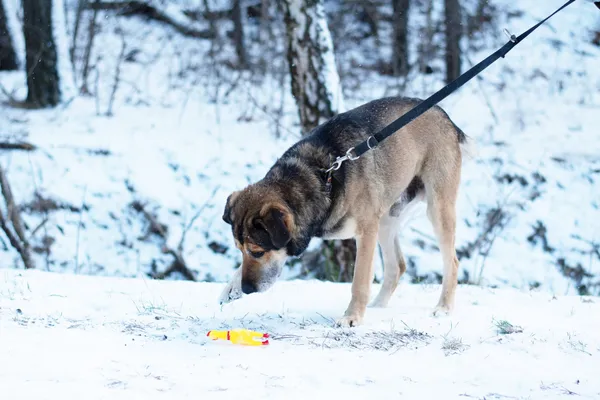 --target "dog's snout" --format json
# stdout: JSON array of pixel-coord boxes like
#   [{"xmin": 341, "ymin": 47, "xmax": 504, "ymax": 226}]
[{"xmin": 241, "ymin": 280, "xmax": 257, "ymax": 295}]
